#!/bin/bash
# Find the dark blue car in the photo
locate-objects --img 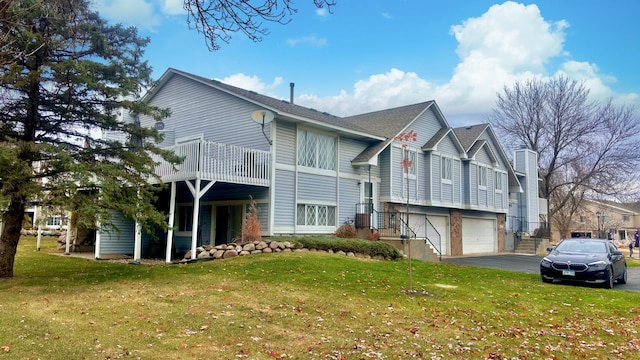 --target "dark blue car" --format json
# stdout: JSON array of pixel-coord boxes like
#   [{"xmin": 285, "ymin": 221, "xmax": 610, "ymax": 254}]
[{"xmin": 540, "ymin": 238, "xmax": 627, "ymax": 289}]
